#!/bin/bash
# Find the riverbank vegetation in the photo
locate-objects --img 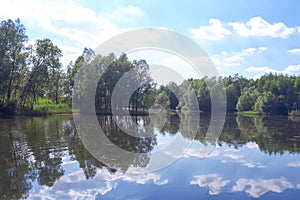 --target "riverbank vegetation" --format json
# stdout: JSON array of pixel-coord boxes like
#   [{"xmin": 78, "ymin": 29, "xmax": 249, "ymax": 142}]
[{"xmin": 0, "ymin": 19, "xmax": 299, "ymax": 116}]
